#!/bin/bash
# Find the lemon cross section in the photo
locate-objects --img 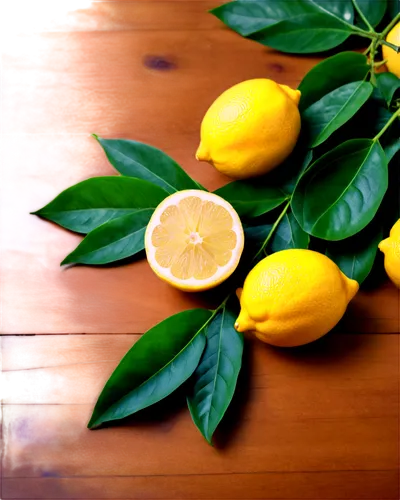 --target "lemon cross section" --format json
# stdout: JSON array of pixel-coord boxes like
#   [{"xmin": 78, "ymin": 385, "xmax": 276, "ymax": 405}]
[{"xmin": 145, "ymin": 190, "xmax": 244, "ymax": 291}]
